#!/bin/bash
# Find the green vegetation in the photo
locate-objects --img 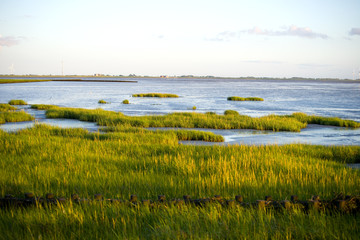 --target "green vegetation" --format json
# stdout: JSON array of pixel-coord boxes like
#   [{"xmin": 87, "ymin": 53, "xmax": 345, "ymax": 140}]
[
  {"xmin": 132, "ymin": 93, "xmax": 179, "ymax": 98},
  {"xmin": 0, "ymin": 102, "xmax": 33, "ymax": 124},
  {"xmin": 0, "ymin": 79, "xmax": 51, "ymax": 84},
  {"xmin": 31, "ymin": 104, "xmax": 58, "ymax": 110},
  {"xmin": 0, "ymin": 103, "xmax": 17, "ymax": 112},
  {"xmin": 0, "ymin": 124, "xmax": 359, "ymax": 238},
  {"xmin": 224, "ymin": 109, "xmax": 240, "ymax": 116},
  {"xmin": 43, "ymin": 106, "xmax": 360, "ymax": 132},
  {"xmin": 122, "ymin": 99, "xmax": 129, "ymax": 104},
  {"xmin": 0, "ymin": 111, "xmax": 34, "ymax": 124},
  {"xmin": 192, "ymin": 106, "xmax": 196, "ymax": 110},
  {"xmin": 98, "ymin": 99, "xmax": 109, "ymax": 104},
  {"xmin": 227, "ymin": 96, "xmax": 264, "ymax": 101},
  {"xmin": 291, "ymin": 112, "xmax": 360, "ymax": 128},
  {"xmin": 8, "ymin": 99, "xmax": 28, "ymax": 105}
]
